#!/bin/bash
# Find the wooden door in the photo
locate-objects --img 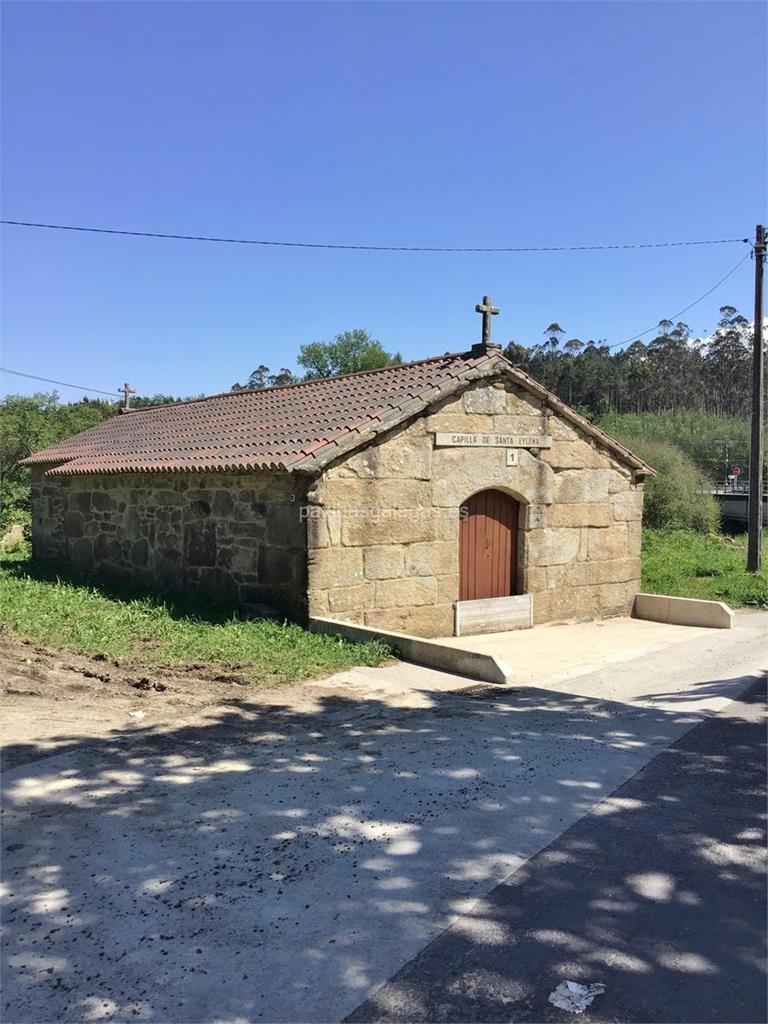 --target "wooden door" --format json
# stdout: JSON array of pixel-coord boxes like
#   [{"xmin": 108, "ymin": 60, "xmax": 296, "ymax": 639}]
[{"xmin": 459, "ymin": 489, "xmax": 519, "ymax": 601}]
